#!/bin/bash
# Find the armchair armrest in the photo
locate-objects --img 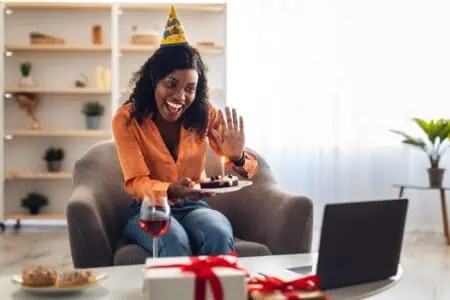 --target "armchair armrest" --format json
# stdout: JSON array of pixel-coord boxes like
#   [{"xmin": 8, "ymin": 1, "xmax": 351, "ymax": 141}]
[
  {"xmin": 67, "ymin": 185, "xmax": 113, "ymax": 268},
  {"xmin": 209, "ymin": 183, "xmax": 313, "ymax": 255},
  {"xmin": 260, "ymin": 185, "xmax": 313, "ymax": 254}
]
